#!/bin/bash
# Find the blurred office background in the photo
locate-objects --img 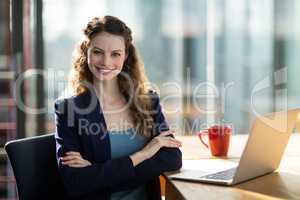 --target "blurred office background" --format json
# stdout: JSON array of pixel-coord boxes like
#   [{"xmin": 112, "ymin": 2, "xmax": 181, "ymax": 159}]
[{"xmin": 1, "ymin": 0, "xmax": 300, "ymax": 198}]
